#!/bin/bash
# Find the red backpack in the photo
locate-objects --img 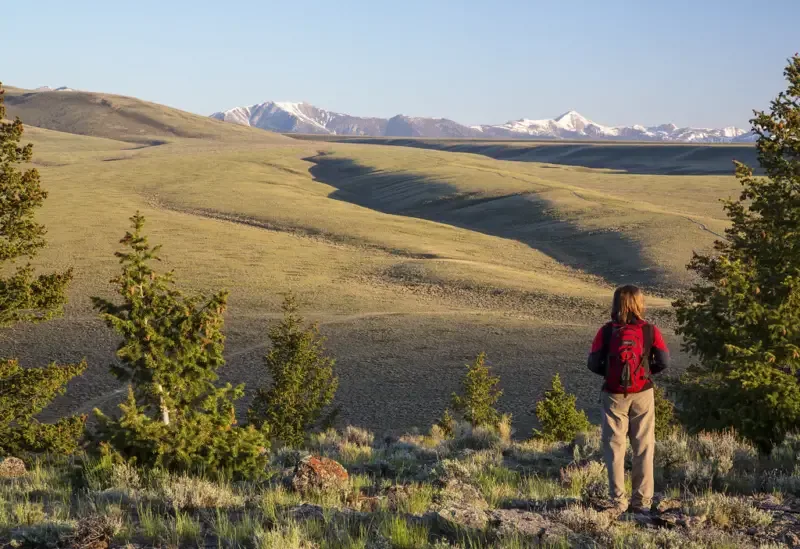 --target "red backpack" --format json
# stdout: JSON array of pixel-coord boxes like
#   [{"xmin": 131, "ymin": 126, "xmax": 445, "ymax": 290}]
[{"xmin": 603, "ymin": 322, "xmax": 653, "ymax": 393}]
